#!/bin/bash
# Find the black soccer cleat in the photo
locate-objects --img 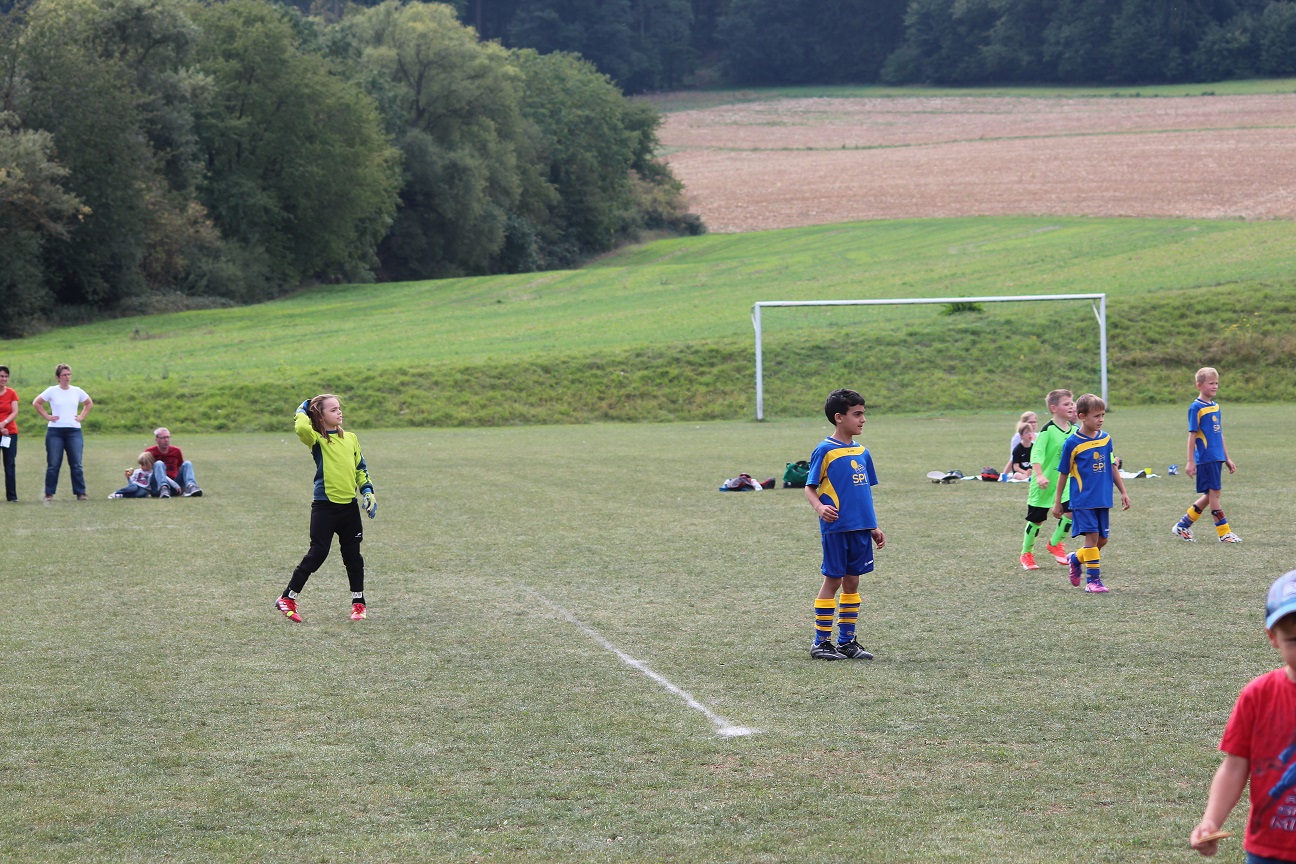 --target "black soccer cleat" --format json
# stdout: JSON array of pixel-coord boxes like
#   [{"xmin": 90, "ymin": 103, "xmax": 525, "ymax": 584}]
[
  {"xmin": 835, "ymin": 640, "xmax": 874, "ymax": 660},
  {"xmin": 810, "ymin": 640, "xmax": 846, "ymax": 660}
]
